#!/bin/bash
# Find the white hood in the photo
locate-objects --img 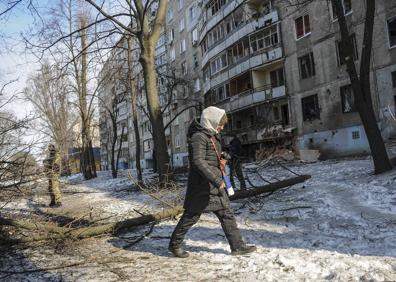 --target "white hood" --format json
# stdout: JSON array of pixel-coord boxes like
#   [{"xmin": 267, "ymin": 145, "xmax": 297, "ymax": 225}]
[{"xmin": 200, "ymin": 106, "xmax": 226, "ymax": 134}]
